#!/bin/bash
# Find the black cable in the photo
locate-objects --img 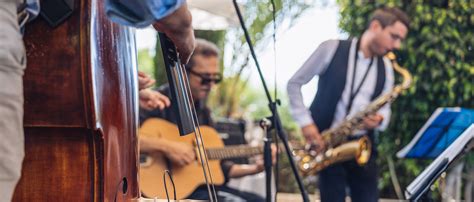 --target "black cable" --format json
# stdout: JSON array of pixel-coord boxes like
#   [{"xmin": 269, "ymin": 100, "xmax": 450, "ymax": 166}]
[{"xmin": 163, "ymin": 170, "xmax": 177, "ymax": 201}]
